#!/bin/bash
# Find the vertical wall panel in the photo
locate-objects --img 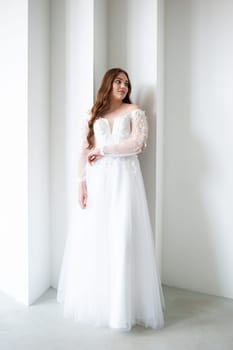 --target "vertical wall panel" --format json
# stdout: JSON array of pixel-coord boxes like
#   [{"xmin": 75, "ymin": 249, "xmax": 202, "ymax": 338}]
[
  {"xmin": 51, "ymin": 0, "xmax": 94, "ymax": 288},
  {"xmin": 162, "ymin": 0, "xmax": 233, "ymax": 299},
  {"xmin": 94, "ymin": 0, "xmax": 107, "ymax": 95},
  {"xmin": 28, "ymin": 0, "xmax": 51, "ymax": 305},
  {"xmin": 0, "ymin": 0, "xmax": 29, "ymax": 304}
]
